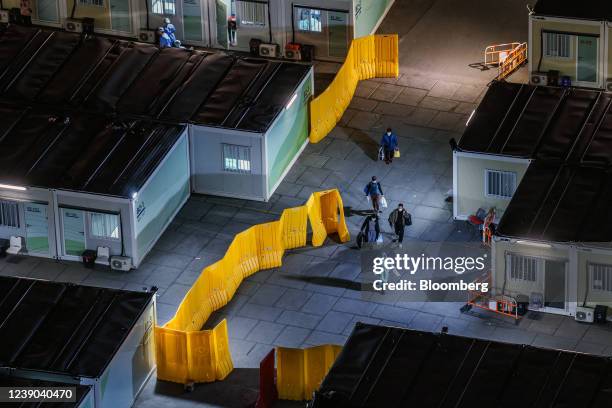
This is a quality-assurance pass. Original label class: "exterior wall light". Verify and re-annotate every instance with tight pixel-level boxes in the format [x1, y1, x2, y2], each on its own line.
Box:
[0, 184, 27, 191]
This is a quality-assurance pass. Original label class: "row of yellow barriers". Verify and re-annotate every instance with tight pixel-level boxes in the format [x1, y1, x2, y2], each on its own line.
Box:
[277, 345, 343, 401]
[309, 34, 399, 143]
[155, 190, 350, 384]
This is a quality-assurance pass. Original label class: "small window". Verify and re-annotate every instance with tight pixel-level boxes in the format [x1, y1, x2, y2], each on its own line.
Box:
[90, 212, 120, 240]
[297, 7, 322, 32]
[485, 169, 516, 199]
[222, 144, 251, 174]
[589, 263, 612, 292]
[508, 254, 538, 282]
[79, 0, 104, 6]
[544, 32, 571, 58]
[236, 0, 266, 26]
[152, 0, 175, 15]
[0, 200, 19, 228]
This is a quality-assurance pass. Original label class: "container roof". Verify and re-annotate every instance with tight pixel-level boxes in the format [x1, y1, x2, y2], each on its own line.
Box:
[534, 0, 612, 21]
[458, 81, 612, 164]
[0, 25, 310, 133]
[0, 276, 154, 379]
[0, 104, 184, 197]
[312, 323, 612, 408]
[497, 162, 612, 242]
[458, 81, 612, 242]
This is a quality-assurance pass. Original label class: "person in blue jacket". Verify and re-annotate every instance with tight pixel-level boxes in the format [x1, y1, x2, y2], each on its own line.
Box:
[381, 127, 398, 164]
[158, 27, 173, 49]
[364, 176, 384, 213]
[163, 18, 177, 45]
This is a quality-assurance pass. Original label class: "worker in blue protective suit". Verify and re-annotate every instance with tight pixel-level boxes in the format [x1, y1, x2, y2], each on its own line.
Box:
[163, 18, 178, 46]
[158, 27, 173, 49]
[380, 127, 399, 164]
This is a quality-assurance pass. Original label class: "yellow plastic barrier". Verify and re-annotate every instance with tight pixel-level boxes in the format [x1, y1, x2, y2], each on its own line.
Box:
[309, 34, 399, 143]
[155, 189, 350, 384]
[276, 345, 343, 401]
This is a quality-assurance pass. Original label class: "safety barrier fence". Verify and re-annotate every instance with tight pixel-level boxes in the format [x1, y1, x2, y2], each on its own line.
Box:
[498, 42, 527, 80]
[309, 34, 399, 144]
[277, 345, 343, 401]
[484, 42, 522, 66]
[155, 189, 350, 384]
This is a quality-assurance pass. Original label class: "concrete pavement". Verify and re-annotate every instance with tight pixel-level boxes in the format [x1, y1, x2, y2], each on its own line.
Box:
[1, 1, 611, 406]
[378, 0, 533, 84]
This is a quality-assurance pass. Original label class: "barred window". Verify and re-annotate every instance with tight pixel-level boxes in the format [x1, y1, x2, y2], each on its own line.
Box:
[79, 0, 104, 7]
[152, 0, 175, 15]
[544, 33, 571, 58]
[237, 0, 266, 26]
[589, 263, 612, 292]
[222, 144, 251, 174]
[0, 200, 19, 228]
[297, 7, 322, 32]
[485, 169, 516, 199]
[508, 254, 538, 282]
[90, 212, 120, 240]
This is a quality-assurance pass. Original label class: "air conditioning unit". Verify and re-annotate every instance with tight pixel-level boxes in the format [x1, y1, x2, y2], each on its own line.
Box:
[530, 71, 548, 86]
[0, 9, 9, 24]
[285, 48, 301, 60]
[575, 306, 594, 323]
[65, 18, 83, 33]
[110, 255, 132, 271]
[605, 79, 612, 92]
[259, 43, 280, 58]
[139, 29, 156, 44]
[285, 43, 302, 61]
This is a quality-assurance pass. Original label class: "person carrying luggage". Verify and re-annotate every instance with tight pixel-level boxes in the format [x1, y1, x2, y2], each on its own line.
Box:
[364, 176, 384, 213]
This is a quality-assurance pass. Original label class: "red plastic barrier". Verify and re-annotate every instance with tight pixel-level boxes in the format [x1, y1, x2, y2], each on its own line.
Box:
[256, 349, 278, 408]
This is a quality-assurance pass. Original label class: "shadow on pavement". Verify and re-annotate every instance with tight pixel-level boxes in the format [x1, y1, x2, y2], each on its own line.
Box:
[285, 275, 362, 291]
[139, 368, 259, 408]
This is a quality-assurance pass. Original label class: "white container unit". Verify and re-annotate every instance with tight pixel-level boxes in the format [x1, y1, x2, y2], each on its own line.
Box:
[0, 276, 157, 408]
[0, 125, 190, 269]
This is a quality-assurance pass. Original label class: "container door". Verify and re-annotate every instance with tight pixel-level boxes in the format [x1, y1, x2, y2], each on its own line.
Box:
[183, 0, 205, 44]
[24, 203, 49, 255]
[35, 0, 59, 23]
[215, 0, 229, 48]
[544, 260, 566, 311]
[62, 208, 85, 257]
[327, 10, 348, 58]
[110, 0, 131, 33]
[577, 36, 598, 84]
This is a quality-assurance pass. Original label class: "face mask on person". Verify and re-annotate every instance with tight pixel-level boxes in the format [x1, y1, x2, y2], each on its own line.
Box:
[387, 132, 391, 136]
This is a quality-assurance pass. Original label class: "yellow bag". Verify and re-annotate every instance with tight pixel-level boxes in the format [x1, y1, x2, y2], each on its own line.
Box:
[394, 149, 400, 158]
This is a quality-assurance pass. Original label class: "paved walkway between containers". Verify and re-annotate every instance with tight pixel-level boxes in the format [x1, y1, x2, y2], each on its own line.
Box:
[2, 75, 612, 407]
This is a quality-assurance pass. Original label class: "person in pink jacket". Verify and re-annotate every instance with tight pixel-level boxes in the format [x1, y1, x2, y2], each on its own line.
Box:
[20, 0, 32, 26]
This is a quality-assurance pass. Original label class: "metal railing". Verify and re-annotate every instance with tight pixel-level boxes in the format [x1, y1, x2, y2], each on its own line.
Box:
[484, 42, 528, 81]
[462, 271, 522, 323]
[484, 42, 522, 66]
[498, 42, 528, 80]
